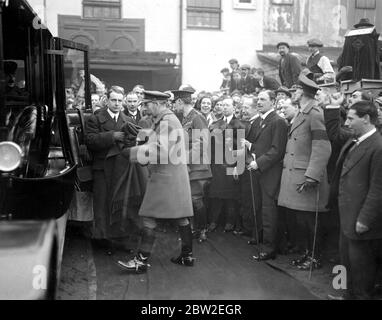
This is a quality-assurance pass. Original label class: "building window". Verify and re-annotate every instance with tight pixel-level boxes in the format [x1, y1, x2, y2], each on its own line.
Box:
[272, 0, 294, 5]
[356, 0, 376, 9]
[187, 0, 222, 30]
[233, 0, 257, 10]
[83, 0, 121, 19]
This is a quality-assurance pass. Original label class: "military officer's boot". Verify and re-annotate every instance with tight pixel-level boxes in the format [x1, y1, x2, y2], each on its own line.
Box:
[171, 224, 195, 267]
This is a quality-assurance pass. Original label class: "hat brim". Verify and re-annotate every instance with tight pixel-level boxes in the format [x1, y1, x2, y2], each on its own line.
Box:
[276, 90, 292, 97]
[354, 22, 374, 28]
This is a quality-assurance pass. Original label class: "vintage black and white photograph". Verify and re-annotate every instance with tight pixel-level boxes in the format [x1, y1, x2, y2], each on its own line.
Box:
[0, 0, 382, 304]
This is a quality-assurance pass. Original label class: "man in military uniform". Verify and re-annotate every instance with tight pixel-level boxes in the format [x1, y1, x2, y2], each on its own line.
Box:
[278, 75, 332, 270]
[306, 39, 335, 84]
[172, 87, 212, 243]
[117, 91, 194, 274]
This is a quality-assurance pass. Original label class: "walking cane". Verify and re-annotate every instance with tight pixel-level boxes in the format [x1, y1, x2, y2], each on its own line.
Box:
[249, 169, 261, 258]
[309, 187, 320, 280]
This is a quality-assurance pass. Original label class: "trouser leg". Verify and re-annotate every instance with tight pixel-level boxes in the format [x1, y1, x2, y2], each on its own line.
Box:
[139, 217, 157, 258]
[339, 231, 353, 297]
[348, 238, 378, 300]
[193, 198, 207, 230]
[92, 170, 109, 239]
[261, 191, 278, 253]
[209, 198, 223, 225]
[225, 200, 238, 227]
[177, 218, 193, 256]
[305, 211, 323, 258]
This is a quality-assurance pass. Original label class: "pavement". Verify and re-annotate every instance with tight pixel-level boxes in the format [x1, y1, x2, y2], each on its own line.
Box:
[58, 222, 319, 300]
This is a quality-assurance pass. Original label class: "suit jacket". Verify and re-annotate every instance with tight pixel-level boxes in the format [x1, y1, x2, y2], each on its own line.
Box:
[242, 76, 257, 94]
[124, 109, 142, 125]
[181, 108, 212, 181]
[334, 132, 382, 240]
[279, 53, 302, 88]
[250, 111, 288, 199]
[209, 116, 246, 199]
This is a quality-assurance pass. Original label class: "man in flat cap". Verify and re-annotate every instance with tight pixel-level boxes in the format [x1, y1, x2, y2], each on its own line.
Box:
[252, 68, 280, 93]
[278, 75, 332, 270]
[306, 39, 335, 85]
[172, 87, 212, 243]
[277, 42, 302, 89]
[117, 90, 195, 273]
[220, 67, 231, 95]
[240, 64, 256, 94]
[229, 58, 240, 73]
[275, 86, 292, 111]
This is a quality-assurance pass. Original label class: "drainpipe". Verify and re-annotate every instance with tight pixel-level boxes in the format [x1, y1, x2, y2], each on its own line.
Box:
[43, 0, 47, 26]
[179, 0, 183, 85]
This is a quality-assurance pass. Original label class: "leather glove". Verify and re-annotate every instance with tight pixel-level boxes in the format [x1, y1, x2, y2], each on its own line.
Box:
[124, 138, 137, 148]
[296, 178, 318, 193]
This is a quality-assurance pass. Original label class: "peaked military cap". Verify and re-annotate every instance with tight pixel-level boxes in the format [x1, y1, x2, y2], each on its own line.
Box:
[298, 74, 320, 95]
[275, 86, 292, 98]
[142, 90, 171, 103]
[172, 85, 196, 101]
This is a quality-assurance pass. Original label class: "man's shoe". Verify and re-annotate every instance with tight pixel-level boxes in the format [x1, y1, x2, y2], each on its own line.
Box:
[233, 229, 244, 236]
[248, 238, 258, 245]
[192, 230, 201, 239]
[291, 250, 310, 266]
[171, 254, 195, 267]
[207, 223, 217, 233]
[224, 224, 234, 233]
[117, 254, 149, 274]
[297, 257, 322, 271]
[198, 230, 207, 243]
[253, 252, 276, 262]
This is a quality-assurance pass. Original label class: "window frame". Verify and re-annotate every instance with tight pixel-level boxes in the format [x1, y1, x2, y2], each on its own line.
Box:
[186, 0, 222, 30]
[82, 0, 122, 19]
[355, 0, 376, 9]
[233, 0, 257, 10]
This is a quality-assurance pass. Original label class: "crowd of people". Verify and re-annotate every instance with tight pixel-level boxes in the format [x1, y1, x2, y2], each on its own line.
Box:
[81, 27, 382, 300]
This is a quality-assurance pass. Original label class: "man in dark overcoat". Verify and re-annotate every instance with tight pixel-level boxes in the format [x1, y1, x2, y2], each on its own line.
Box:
[208, 97, 246, 233]
[277, 42, 302, 88]
[86, 86, 139, 253]
[326, 100, 382, 300]
[172, 87, 212, 242]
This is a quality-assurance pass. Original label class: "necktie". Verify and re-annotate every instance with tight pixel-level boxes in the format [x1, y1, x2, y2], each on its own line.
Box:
[114, 115, 118, 123]
[348, 139, 359, 154]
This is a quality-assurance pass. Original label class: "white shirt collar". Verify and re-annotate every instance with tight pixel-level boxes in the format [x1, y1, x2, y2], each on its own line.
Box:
[107, 108, 119, 121]
[224, 114, 234, 124]
[356, 128, 377, 145]
[128, 110, 138, 116]
[312, 51, 320, 57]
[261, 109, 275, 120]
